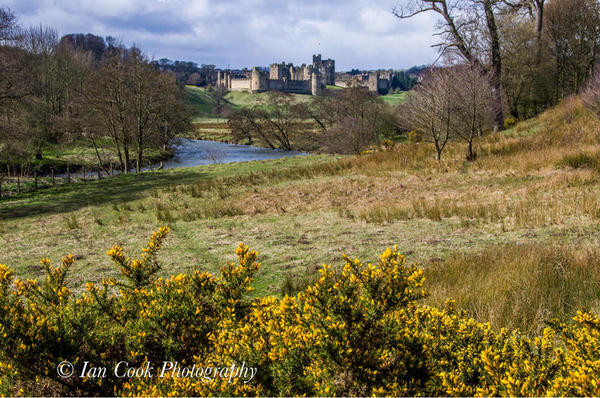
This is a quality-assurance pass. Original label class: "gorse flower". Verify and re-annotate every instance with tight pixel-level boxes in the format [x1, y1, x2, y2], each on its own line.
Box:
[0, 228, 598, 396]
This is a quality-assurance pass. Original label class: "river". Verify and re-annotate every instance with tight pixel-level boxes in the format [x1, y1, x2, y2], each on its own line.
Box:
[53, 139, 308, 178]
[159, 138, 308, 169]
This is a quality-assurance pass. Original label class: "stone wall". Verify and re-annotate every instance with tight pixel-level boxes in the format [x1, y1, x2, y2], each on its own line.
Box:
[230, 79, 251, 90]
[266, 79, 284, 91]
[286, 80, 310, 93]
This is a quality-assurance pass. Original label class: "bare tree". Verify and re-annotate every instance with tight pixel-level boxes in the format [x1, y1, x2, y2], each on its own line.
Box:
[154, 74, 191, 151]
[399, 68, 456, 161]
[582, 69, 600, 121]
[309, 88, 398, 153]
[393, 0, 505, 128]
[18, 26, 94, 160]
[82, 46, 189, 173]
[83, 50, 133, 172]
[452, 64, 494, 160]
[258, 92, 305, 150]
[228, 108, 259, 145]
[0, 7, 19, 44]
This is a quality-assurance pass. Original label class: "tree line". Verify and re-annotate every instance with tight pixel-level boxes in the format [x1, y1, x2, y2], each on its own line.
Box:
[0, 7, 190, 179]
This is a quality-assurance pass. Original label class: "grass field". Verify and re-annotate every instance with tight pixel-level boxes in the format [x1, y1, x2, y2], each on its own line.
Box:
[185, 85, 219, 120]
[185, 85, 312, 122]
[381, 91, 409, 106]
[2, 96, 600, 334]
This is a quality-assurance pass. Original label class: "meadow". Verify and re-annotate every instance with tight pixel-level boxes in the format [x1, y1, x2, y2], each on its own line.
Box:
[1, 95, 599, 335]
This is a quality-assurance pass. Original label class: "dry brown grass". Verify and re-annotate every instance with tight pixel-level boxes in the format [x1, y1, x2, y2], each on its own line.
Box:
[425, 243, 600, 334]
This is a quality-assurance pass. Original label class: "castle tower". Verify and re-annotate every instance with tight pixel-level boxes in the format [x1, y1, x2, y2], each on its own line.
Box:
[217, 71, 222, 88]
[311, 73, 322, 96]
[251, 67, 266, 93]
[368, 71, 380, 93]
[225, 71, 231, 89]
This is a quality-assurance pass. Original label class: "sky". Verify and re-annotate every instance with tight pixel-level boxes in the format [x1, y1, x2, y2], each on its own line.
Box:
[3, 0, 439, 71]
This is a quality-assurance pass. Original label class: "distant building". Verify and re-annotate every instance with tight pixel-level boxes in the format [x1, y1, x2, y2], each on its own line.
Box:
[335, 70, 394, 95]
[215, 54, 334, 96]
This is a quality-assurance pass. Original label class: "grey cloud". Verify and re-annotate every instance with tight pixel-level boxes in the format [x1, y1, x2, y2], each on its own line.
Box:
[5, 0, 437, 70]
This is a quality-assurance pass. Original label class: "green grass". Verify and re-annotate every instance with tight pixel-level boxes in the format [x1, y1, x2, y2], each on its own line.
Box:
[381, 91, 409, 106]
[185, 85, 219, 120]
[185, 85, 313, 121]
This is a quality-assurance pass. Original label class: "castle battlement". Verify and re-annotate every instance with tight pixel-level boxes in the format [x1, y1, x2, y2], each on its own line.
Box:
[216, 54, 334, 96]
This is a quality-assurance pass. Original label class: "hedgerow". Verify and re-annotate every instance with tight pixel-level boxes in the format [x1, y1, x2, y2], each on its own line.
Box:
[0, 227, 599, 396]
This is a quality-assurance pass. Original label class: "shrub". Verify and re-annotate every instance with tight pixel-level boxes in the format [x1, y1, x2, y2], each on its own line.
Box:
[1, 228, 600, 396]
[503, 117, 517, 129]
[408, 129, 423, 142]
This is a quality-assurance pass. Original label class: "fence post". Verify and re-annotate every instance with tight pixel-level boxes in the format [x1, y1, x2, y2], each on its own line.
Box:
[34, 171, 38, 190]
[17, 175, 20, 194]
[67, 165, 71, 183]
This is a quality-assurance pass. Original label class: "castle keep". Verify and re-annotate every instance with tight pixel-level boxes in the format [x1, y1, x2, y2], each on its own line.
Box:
[216, 54, 335, 96]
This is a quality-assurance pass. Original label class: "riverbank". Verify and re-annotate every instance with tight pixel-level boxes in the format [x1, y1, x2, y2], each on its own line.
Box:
[0, 146, 174, 177]
[0, 139, 309, 198]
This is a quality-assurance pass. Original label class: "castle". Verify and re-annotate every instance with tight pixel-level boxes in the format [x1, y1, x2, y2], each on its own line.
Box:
[215, 54, 394, 95]
[216, 54, 335, 95]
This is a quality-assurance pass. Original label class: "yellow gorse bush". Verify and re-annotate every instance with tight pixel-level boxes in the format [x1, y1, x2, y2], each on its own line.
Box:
[0, 227, 599, 396]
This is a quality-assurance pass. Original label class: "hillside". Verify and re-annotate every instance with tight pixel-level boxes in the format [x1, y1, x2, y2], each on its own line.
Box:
[184, 85, 408, 121]
[184, 85, 312, 122]
[1, 96, 599, 335]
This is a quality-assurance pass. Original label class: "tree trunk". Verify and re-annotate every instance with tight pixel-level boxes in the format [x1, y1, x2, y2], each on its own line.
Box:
[535, 2, 544, 58]
[467, 138, 476, 161]
[483, 0, 505, 129]
[137, 143, 143, 174]
[124, 147, 131, 174]
[533, 0, 546, 113]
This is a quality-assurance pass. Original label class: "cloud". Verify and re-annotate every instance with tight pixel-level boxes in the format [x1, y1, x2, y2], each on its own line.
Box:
[4, 0, 438, 70]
